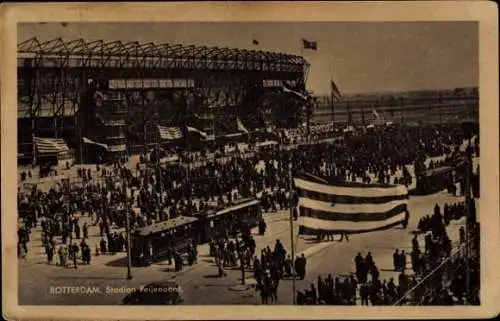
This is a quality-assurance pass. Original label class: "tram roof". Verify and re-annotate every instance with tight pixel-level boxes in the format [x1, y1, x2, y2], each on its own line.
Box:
[18, 37, 306, 66]
[215, 198, 260, 217]
[135, 216, 199, 236]
[187, 197, 260, 218]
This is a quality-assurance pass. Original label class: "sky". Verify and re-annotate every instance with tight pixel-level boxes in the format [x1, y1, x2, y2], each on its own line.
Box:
[18, 22, 478, 96]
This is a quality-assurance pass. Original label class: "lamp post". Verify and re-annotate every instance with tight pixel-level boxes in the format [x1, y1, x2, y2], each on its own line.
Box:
[289, 162, 296, 304]
[122, 181, 133, 280]
[239, 244, 245, 286]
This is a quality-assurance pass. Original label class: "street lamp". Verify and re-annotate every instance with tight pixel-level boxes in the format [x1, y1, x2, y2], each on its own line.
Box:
[123, 181, 133, 280]
[288, 162, 296, 304]
[239, 244, 245, 286]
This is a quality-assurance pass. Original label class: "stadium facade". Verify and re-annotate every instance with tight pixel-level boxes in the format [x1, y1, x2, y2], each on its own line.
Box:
[17, 37, 309, 164]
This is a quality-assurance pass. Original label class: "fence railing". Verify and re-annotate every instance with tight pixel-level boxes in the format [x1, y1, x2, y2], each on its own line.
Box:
[393, 236, 477, 305]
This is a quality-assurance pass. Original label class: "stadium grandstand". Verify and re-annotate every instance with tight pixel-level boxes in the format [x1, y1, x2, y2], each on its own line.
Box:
[17, 37, 310, 165]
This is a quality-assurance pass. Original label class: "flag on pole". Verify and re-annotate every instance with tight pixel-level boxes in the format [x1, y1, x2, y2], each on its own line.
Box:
[293, 173, 409, 235]
[187, 126, 208, 139]
[372, 109, 380, 120]
[302, 38, 318, 51]
[157, 125, 183, 140]
[237, 118, 249, 134]
[283, 83, 309, 101]
[331, 80, 342, 101]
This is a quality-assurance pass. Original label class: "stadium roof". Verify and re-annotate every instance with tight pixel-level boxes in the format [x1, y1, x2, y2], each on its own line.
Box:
[18, 37, 307, 66]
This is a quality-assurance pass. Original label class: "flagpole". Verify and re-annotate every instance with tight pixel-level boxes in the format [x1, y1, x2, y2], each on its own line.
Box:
[288, 162, 296, 304]
[347, 97, 351, 127]
[361, 101, 365, 127]
[299, 44, 308, 142]
[330, 83, 335, 125]
[400, 97, 405, 126]
[156, 113, 163, 221]
[31, 130, 36, 167]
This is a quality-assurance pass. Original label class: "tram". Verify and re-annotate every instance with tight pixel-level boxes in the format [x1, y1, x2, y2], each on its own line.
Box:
[416, 165, 456, 195]
[130, 216, 199, 266]
[130, 197, 262, 266]
[192, 197, 262, 243]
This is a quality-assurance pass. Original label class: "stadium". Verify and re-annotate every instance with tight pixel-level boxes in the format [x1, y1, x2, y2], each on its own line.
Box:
[17, 37, 310, 165]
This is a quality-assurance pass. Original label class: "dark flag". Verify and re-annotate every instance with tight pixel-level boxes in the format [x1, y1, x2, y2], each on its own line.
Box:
[252, 39, 259, 45]
[302, 38, 318, 51]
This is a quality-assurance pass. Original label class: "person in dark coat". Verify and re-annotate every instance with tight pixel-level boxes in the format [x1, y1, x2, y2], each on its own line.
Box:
[74, 221, 81, 239]
[387, 277, 397, 300]
[296, 291, 305, 305]
[258, 218, 267, 235]
[295, 255, 306, 280]
[393, 249, 400, 271]
[365, 252, 374, 272]
[400, 250, 407, 271]
[402, 209, 410, 229]
[174, 251, 183, 272]
[100, 238, 107, 255]
[360, 283, 369, 306]
[371, 263, 380, 281]
[299, 254, 307, 280]
[284, 254, 293, 277]
[83, 222, 89, 239]
[412, 235, 419, 252]
[70, 242, 79, 269]
[307, 283, 317, 304]
[46, 245, 54, 264]
[81, 242, 91, 265]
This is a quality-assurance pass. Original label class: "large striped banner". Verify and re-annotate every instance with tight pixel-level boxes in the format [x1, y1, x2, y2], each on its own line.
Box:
[33, 137, 69, 156]
[294, 175, 409, 234]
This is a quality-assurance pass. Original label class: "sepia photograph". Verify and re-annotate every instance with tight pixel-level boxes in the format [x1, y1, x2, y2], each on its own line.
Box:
[2, 2, 499, 320]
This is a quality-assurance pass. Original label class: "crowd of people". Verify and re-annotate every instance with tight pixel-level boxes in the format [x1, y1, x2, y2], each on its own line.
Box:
[207, 232, 309, 305]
